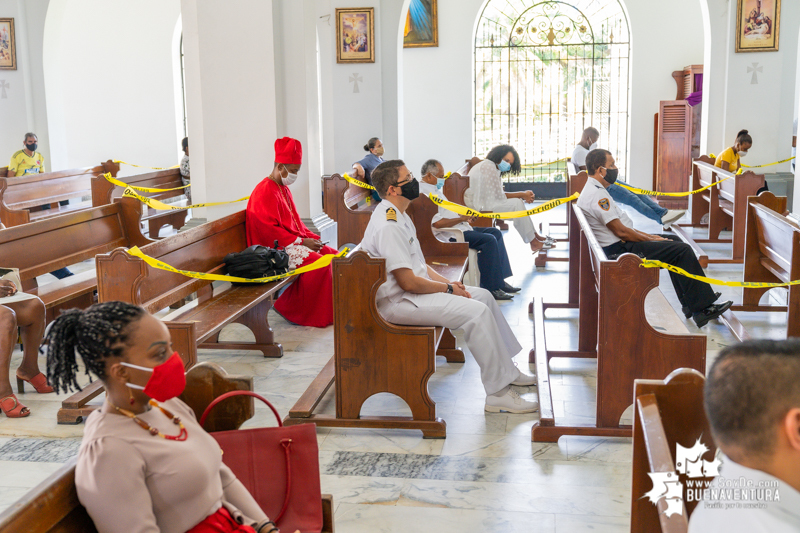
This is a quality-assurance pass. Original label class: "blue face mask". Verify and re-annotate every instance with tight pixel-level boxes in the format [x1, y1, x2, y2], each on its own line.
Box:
[436, 178, 446, 189]
[498, 160, 512, 173]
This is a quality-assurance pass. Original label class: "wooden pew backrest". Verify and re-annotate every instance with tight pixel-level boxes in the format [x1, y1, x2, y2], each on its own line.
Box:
[97, 210, 248, 312]
[631, 368, 716, 532]
[0, 199, 151, 281]
[0, 162, 118, 227]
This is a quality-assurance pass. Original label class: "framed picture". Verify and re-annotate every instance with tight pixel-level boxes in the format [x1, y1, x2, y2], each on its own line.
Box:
[336, 8, 375, 64]
[403, 0, 439, 48]
[736, 0, 780, 53]
[0, 18, 16, 70]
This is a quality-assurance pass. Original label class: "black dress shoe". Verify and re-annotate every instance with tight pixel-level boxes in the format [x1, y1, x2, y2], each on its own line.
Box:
[682, 292, 721, 318]
[502, 281, 522, 293]
[693, 300, 733, 328]
[491, 289, 514, 300]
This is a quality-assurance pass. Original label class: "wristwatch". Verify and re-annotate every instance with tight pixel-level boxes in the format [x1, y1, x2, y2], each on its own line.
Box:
[446, 283, 453, 294]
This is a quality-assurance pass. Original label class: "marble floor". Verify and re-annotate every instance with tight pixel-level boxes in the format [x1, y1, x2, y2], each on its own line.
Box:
[0, 203, 790, 532]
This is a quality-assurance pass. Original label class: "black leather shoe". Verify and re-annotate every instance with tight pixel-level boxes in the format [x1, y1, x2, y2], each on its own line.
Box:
[693, 300, 733, 328]
[491, 289, 514, 300]
[683, 292, 721, 318]
[502, 282, 522, 293]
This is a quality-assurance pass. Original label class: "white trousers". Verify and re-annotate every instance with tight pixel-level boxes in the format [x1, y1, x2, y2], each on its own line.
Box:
[378, 286, 522, 395]
[484, 198, 536, 244]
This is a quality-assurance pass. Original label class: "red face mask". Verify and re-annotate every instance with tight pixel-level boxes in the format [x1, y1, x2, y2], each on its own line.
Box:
[122, 352, 186, 402]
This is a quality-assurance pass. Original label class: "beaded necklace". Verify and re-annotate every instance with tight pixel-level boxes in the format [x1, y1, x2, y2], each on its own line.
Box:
[113, 399, 188, 441]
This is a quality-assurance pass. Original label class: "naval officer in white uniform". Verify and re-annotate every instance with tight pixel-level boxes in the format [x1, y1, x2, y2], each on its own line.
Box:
[360, 159, 538, 413]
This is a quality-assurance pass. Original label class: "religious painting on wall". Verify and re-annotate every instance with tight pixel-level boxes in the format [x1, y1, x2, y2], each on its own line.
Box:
[403, 0, 438, 48]
[736, 0, 780, 53]
[336, 8, 375, 63]
[0, 18, 16, 70]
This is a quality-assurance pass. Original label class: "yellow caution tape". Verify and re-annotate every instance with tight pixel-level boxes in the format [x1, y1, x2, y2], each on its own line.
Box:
[113, 160, 180, 171]
[427, 192, 580, 219]
[740, 156, 795, 170]
[122, 187, 248, 210]
[617, 177, 733, 197]
[105, 173, 190, 193]
[521, 157, 569, 169]
[444, 172, 452, 179]
[126, 246, 348, 284]
[641, 259, 800, 288]
[342, 173, 376, 190]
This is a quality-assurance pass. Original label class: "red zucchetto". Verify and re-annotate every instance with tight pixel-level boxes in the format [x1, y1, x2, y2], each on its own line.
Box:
[274, 137, 303, 165]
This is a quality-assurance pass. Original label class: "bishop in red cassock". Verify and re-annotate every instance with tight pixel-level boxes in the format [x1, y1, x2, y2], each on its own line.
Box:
[246, 137, 338, 327]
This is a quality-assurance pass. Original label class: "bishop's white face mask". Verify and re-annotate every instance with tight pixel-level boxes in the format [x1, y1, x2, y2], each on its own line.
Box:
[281, 166, 298, 186]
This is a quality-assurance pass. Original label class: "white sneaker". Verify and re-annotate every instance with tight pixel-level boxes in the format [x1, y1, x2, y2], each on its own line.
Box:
[485, 389, 539, 414]
[660, 210, 686, 228]
[511, 370, 537, 386]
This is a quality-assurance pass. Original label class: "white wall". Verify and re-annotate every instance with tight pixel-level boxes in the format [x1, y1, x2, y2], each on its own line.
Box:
[401, 0, 705, 188]
[0, 0, 50, 168]
[180, 0, 278, 220]
[43, 0, 181, 172]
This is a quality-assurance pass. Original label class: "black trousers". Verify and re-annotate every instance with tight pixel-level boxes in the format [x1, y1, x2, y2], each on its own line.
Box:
[450, 227, 513, 291]
[602, 235, 717, 313]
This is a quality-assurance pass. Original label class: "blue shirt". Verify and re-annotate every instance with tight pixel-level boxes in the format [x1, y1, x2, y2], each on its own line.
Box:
[355, 153, 384, 185]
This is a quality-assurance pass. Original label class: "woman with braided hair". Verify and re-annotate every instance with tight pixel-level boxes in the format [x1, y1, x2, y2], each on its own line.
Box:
[46, 302, 279, 533]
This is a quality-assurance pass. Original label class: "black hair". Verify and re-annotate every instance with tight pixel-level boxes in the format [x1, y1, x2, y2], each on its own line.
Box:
[372, 160, 406, 198]
[181, 137, 188, 151]
[420, 159, 441, 177]
[364, 137, 381, 152]
[736, 129, 753, 146]
[485, 145, 522, 176]
[586, 148, 611, 175]
[45, 302, 146, 394]
[705, 339, 800, 459]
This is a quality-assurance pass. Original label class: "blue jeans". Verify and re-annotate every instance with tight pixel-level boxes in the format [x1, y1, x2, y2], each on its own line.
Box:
[607, 182, 668, 224]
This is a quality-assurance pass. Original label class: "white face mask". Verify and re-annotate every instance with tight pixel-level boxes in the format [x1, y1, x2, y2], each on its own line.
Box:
[590, 142, 598, 150]
[738, 151, 748, 157]
[281, 166, 298, 186]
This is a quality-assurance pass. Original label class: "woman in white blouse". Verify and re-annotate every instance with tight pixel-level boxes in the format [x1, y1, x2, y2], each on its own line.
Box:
[465, 145, 554, 254]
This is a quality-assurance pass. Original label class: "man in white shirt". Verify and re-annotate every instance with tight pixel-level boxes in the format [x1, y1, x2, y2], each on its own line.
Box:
[689, 340, 800, 532]
[418, 159, 518, 301]
[576, 148, 731, 328]
[572, 127, 685, 227]
[360, 160, 538, 414]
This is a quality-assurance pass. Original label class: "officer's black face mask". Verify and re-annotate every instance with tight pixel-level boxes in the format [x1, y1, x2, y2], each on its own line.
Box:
[396, 178, 419, 201]
[602, 167, 619, 185]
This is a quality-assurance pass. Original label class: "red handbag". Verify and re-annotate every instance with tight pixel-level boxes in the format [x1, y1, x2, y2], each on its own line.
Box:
[200, 391, 323, 533]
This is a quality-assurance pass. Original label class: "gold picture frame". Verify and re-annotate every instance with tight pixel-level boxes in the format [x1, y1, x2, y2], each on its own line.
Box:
[736, 0, 780, 53]
[404, 0, 439, 48]
[336, 8, 375, 64]
[0, 18, 16, 70]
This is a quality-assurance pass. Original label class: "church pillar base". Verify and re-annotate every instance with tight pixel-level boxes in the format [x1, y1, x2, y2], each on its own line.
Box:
[303, 214, 338, 249]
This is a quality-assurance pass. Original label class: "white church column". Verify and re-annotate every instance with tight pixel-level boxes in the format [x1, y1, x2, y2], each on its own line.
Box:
[180, 0, 278, 222]
[273, 0, 337, 245]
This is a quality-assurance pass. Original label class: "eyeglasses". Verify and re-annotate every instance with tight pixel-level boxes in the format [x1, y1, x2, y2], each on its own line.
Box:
[393, 173, 414, 187]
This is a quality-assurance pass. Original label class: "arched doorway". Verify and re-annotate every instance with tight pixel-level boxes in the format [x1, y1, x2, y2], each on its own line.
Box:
[475, 0, 630, 193]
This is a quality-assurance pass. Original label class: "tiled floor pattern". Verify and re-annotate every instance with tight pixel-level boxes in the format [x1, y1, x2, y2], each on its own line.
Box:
[0, 204, 789, 532]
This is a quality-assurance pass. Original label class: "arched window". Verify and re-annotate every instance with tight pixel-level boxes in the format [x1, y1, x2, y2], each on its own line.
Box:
[475, 0, 630, 189]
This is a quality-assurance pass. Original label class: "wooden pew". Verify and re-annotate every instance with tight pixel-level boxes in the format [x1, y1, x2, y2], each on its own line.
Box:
[284, 234, 469, 438]
[726, 192, 798, 339]
[0, 362, 335, 533]
[0, 197, 154, 323]
[529, 205, 707, 442]
[91, 169, 188, 237]
[631, 368, 717, 532]
[671, 156, 769, 265]
[528, 170, 588, 314]
[64, 210, 291, 425]
[0, 161, 120, 227]
[322, 173, 375, 245]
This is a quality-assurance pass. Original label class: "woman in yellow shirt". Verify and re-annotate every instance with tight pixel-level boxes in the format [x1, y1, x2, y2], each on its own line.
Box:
[714, 129, 752, 173]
